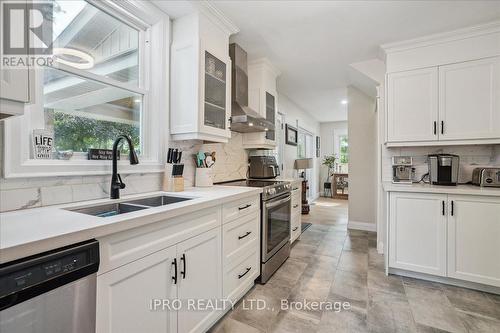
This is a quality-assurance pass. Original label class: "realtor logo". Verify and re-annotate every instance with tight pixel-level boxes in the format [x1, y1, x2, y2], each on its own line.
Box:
[2, 1, 53, 55]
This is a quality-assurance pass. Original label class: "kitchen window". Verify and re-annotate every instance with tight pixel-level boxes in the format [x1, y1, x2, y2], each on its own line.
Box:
[3, 0, 168, 177]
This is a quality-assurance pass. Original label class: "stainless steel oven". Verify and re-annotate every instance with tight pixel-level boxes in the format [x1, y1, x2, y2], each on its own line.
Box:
[261, 192, 291, 283]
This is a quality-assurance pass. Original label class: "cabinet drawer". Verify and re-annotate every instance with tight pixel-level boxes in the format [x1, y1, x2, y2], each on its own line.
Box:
[98, 206, 221, 274]
[223, 211, 259, 263]
[291, 195, 301, 212]
[224, 246, 259, 300]
[223, 195, 260, 223]
[291, 214, 301, 242]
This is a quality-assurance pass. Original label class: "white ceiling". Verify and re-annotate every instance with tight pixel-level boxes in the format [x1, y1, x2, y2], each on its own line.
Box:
[208, 0, 500, 122]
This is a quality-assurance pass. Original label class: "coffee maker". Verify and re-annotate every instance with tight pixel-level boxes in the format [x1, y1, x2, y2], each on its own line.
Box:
[428, 154, 459, 186]
[392, 156, 414, 184]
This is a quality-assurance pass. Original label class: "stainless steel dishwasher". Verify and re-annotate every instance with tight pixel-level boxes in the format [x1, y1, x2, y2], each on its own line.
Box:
[0, 240, 99, 333]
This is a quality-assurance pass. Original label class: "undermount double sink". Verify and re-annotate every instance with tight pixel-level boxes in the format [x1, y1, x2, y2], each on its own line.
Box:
[68, 195, 193, 218]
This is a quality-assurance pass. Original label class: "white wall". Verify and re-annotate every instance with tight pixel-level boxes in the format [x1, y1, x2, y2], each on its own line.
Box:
[347, 86, 377, 230]
[319, 121, 348, 194]
[278, 93, 321, 200]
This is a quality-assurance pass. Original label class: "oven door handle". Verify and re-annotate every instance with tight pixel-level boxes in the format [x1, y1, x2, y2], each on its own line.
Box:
[265, 194, 291, 209]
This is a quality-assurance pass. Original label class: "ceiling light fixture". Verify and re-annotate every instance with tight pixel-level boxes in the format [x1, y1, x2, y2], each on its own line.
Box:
[134, 98, 141, 103]
[341, 99, 348, 105]
[248, 122, 254, 126]
[53, 48, 94, 70]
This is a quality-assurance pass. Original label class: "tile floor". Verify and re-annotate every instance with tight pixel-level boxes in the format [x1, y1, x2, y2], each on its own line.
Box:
[211, 198, 500, 333]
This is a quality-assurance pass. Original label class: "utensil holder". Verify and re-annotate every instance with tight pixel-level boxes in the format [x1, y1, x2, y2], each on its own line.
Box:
[195, 168, 213, 187]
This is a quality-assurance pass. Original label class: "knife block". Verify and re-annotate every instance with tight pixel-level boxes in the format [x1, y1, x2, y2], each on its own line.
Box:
[162, 164, 184, 192]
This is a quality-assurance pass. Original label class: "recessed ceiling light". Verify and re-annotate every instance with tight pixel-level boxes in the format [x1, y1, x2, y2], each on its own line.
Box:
[52, 48, 94, 69]
[264, 128, 269, 131]
[341, 100, 348, 105]
[249, 122, 254, 126]
[134, 98, 141, 103]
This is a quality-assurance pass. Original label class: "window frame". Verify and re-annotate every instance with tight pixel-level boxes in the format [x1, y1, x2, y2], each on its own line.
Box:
[3, 0, 169, 178]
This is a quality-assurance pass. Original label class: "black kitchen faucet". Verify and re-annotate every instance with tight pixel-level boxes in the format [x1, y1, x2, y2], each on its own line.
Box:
[110, 135, 139, 199]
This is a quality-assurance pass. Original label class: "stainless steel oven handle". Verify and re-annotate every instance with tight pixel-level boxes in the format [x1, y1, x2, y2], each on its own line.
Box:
[265, 194, 291, 209]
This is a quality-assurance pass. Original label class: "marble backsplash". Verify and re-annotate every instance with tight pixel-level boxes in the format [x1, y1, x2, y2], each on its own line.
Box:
[382, 144, 500, 183]
[0, 133, 249, 212]
[0, 173, 163, 212]
[169, 132, 249, 187]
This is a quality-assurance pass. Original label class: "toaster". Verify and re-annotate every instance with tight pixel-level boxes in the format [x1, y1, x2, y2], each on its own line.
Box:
[472, 168, 500, 187]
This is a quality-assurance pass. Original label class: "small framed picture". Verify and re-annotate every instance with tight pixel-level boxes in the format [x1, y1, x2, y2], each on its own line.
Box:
[285, 124, 297, 146]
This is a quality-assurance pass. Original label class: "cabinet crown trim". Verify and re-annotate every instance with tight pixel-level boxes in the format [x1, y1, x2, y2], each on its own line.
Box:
[381, 20, 500, 54]
[248, 58, 282, 77]
[193, 1, 240, 35]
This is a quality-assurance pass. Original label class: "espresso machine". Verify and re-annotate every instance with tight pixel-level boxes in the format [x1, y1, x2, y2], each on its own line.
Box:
[392, 156, 414, 184]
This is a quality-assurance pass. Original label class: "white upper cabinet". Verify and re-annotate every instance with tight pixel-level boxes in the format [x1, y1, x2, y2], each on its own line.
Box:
[387, 68, 438, 142]
[171, 12, 238, 143]
[244, 58, 280, 149]
[447, 195, 500, 287]
[439, 56, 500, 141]
[383, 23, 500, 146]
[389, 192, 447, 276]
[0, 1, 30, 118]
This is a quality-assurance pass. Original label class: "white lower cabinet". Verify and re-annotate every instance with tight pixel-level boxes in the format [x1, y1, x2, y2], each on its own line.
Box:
[96, 195, 260, 333]
[389, 192, 500, 288]
[97, 229, 221, 333]
[290, 187, 301, 243]
[389, 192, 447, 276]
[177, 228, 222, 333]
[447, 195, 500, 287]
[96, 246, 178, 333]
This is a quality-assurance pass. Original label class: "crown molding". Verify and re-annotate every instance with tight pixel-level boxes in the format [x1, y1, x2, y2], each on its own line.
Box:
[248, 57, 281, 77]
[381, 20, 500, 54]
[191, 0, 240, 36]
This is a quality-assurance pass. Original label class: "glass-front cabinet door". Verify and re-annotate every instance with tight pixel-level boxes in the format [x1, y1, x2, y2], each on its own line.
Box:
[265, 92, 276, 141]
[203, 51, 228, 131]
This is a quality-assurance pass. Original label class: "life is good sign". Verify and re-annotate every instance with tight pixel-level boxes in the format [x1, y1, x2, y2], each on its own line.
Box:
[32, 129, 53, 159]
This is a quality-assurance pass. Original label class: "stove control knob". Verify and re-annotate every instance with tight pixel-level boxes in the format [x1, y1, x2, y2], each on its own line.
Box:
[268, 188, 276, 196]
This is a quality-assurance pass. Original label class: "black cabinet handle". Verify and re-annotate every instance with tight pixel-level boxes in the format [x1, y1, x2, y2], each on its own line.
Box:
[293, 204, 299, 209]
[238, 231, 252, 240]
[451, 201, 454, 216]
[441, 121, 444, 135]
[238, 204, 251, 211]
[292, 226, 299, 231]
[180, 253, 186, 279]
[434, 121, 437, 135]
[238, 267, 251, 279]
[172, 258, 178, 284]
[442, 201, 445, 216]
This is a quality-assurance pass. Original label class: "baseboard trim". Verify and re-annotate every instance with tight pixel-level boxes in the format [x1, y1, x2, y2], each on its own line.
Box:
[347, 220, 376, 232]
[389, 268, 500, 295]
[377, 241, 384, 254]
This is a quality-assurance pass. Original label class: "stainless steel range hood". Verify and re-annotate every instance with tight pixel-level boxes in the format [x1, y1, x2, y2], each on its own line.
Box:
[229, 43, 274, 133]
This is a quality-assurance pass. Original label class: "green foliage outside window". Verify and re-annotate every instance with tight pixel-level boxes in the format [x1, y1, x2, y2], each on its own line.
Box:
[52, 112, 140, 153]
[339, 135, 349, 164]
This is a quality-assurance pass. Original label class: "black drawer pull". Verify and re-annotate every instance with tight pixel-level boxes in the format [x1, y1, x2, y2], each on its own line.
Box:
[238, 204, 251, 211]
[451, 201, 454, 216]
[442, 201, 445, 216]
[172, 258, 178, 284]
[180, 253, 186, 279]
[238, 267, 251, 279]
[293, 204, 299, 209]
[238, 231, 252, 240]
[292, 226, 298, 231]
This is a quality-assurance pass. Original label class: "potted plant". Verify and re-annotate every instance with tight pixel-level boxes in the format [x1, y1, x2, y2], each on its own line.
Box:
[322, 154, 337, 181]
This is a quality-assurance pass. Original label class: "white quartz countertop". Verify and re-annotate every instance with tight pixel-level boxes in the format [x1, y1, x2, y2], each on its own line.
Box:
[0, 186, 261, 264]
[383, 182, 500, 197]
